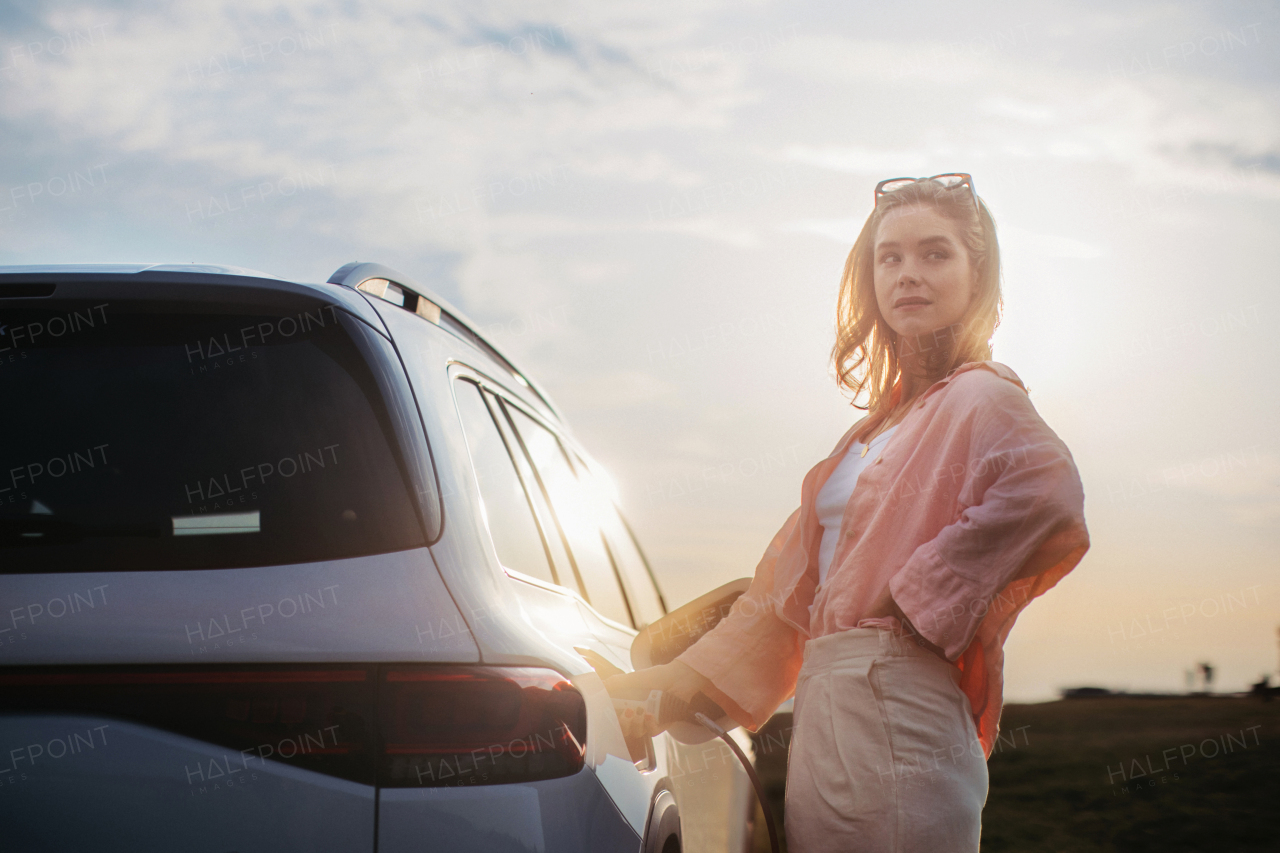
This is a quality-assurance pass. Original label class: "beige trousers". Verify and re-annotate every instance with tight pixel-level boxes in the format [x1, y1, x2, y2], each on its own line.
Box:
[785, 628, 989, 852]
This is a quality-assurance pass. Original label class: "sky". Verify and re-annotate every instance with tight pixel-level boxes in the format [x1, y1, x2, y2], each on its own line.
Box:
[1, 0, 1277, 701]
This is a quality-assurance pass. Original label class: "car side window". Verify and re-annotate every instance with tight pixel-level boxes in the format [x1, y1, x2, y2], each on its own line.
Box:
[452, 379, 558, 586]
[482, 389, 579, 597]
[594, 501, 666, 627]
[501, 402, 634, 628]
[566, 453, 666, 627]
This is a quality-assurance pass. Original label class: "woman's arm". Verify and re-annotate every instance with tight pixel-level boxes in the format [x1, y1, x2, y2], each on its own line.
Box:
[605, 419, 869, 732]
[888, 375, 1089, 660]
[604, 505, 808, 733]
[864, 583, 949, 659]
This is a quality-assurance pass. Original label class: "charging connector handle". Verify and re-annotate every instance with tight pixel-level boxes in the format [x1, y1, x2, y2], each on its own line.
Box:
[611, 690, 782, 853]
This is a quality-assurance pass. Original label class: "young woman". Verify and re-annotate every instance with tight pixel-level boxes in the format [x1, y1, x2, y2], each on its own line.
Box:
[606, 174, 1090, 852]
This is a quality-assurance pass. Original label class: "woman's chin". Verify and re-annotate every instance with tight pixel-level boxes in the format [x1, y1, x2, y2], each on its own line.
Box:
[893, 316, 967, 342]
[890, 321, 932, 340]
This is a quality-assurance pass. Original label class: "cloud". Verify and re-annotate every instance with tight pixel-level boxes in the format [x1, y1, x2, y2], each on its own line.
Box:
[783, 145, 936, 176]
[1000, 225, 1105, 259]
[979, 96, 1055, 125]
[1149, 448, 1280, 526]
[777, 216, 860, 243]
[558, 368, 676, 409]
[769, 29, 1280, 203]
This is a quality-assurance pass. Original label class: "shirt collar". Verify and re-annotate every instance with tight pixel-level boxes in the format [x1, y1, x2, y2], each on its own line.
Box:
[830, 361, 1027, 460]
[922, 360, 1027, 401]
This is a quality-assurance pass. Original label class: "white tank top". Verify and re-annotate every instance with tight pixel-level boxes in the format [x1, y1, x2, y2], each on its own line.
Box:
[814, 425, 897, 591]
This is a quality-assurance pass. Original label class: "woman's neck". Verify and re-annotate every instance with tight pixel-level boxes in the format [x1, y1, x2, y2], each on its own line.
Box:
[859, 327, 970, 441]
[870, 332, 950, 434]
[897, 323, 963, 398]
[897, 370, 928, 405]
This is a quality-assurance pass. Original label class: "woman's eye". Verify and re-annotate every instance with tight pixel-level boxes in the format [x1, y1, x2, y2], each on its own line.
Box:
[925, 250, 948, 260]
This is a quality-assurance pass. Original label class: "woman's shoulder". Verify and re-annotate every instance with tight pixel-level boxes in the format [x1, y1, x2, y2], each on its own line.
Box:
[940, 361, 1030, 405]
[937, 361, 1064, 444]
[931, 360, 1052, 434]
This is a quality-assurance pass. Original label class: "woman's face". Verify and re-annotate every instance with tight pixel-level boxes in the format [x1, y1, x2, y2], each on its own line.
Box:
[872, 204, 977, 340]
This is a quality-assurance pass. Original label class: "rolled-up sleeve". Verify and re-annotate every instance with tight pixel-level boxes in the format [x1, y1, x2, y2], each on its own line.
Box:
[674, 507, 808, 730]
[889, 379, 1088, 660]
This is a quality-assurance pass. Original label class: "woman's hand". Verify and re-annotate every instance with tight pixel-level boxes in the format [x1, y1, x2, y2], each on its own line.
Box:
[866, 585, 949, 661]
[901, 616, 948, 660]
[604, 661, 711, 739]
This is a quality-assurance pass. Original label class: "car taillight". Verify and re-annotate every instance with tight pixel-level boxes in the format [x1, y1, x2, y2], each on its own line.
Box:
[0, 664, 586, 788]
[380, 666, 586, 787]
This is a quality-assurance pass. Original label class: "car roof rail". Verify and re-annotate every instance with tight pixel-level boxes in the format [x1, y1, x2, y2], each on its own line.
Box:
[327, 262, 562, 421]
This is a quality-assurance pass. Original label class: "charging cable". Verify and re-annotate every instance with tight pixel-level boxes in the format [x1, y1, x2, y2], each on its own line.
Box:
[613, 691, 781, 853]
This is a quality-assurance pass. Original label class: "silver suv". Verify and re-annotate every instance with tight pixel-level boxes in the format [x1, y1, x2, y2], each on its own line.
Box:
[0, 263, 755, 853]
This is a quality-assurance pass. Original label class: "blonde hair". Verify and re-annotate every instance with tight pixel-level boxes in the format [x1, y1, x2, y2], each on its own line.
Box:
[831, 179, 1003, 440]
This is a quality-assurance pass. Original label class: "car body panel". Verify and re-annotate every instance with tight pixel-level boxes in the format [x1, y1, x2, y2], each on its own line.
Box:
[377, 766, 640, 853]
[367, 303, 676, 841]
[372, 301, 586, 670]
[576, 589, 754, 853]
[0, 715, 375, 852]
[0, 549, 479, 664]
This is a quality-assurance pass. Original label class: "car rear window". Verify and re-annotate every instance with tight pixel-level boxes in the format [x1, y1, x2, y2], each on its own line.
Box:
[0, 295, 435, 572]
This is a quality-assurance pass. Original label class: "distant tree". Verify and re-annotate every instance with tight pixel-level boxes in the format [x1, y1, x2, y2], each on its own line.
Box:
[1197, 661, 1215, 692]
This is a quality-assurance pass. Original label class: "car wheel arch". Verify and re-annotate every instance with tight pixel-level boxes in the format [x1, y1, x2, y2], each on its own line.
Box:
[644, 786, 681, 853]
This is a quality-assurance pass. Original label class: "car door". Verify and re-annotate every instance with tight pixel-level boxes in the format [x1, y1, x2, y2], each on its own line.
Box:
[470, 386, 632, 677]
[497, 399, 753, 853]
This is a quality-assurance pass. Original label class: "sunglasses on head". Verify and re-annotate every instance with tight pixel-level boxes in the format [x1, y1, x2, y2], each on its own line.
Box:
[874, 173, 977, 208]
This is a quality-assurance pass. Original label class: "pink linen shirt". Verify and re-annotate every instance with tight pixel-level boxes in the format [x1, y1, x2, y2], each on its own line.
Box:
[675, 361, 1090, 758]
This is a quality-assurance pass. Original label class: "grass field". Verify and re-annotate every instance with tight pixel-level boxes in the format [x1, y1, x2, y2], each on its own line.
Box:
[747, 696, 1280, 852]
